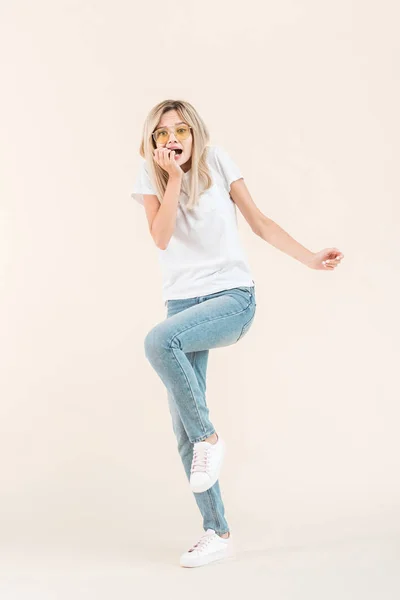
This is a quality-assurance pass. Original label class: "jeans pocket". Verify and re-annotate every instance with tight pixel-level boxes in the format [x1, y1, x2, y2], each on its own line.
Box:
[231, 286, 255, 310]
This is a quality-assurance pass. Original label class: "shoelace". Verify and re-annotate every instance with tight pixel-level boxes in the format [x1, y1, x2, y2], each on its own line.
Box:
[188, 532, 214, 553]
[190, 447, 211, 473]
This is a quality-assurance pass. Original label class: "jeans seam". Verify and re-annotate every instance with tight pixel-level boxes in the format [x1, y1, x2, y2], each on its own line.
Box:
[170, 347, 208, 443]
[188, 352, 215, 444]
[188, 352, 205, 442]
[206, 488, 222, 532]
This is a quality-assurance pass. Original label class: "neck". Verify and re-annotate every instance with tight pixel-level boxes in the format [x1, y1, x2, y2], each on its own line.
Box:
[181, 157, 192, 173]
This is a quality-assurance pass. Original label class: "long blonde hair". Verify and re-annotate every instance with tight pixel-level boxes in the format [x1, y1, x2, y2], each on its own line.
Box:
[138, 99, 213, 210]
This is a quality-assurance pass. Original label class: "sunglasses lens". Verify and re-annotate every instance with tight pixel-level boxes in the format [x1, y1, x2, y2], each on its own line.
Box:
[154, 130, 168, 142]
[175, 126, 190, 140]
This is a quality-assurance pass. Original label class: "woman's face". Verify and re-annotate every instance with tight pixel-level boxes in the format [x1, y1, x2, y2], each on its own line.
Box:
[154, 109, 193, 172]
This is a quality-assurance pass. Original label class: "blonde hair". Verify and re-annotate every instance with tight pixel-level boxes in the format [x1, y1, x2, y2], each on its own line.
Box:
[138, 99, 213, 210]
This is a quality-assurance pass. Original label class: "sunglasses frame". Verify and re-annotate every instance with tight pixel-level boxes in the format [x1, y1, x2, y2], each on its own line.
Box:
[152, 124, 192, 144]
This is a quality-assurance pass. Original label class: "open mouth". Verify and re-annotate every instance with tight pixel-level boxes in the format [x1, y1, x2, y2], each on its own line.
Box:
[170, 148, 183, 155]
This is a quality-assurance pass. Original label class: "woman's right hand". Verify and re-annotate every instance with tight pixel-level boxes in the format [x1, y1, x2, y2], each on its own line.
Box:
[153, 148, 184, 178]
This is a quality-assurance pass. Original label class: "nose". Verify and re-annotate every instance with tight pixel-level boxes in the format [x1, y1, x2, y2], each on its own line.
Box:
[167, 130, 178, 144]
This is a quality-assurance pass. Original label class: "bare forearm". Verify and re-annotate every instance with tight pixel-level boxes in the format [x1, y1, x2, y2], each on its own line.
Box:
[256, 218, 314, 265]
[151, 174, 183, 249]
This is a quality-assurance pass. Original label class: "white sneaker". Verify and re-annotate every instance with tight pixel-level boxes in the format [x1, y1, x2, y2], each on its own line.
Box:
[180, 528, 235, 568]
[190, 434, 226, 493]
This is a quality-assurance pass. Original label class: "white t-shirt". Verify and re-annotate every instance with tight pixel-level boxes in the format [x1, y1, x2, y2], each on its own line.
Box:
[131, 144, 255, 304]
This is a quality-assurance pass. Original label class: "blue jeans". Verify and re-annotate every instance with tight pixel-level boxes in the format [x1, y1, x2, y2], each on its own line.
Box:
[144, 284, 257, 536]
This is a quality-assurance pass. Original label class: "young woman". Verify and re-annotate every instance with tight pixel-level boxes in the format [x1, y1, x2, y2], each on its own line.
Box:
[131, 99, 344, 568]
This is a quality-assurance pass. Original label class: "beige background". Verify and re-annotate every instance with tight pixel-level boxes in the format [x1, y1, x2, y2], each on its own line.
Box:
[1, 0, 399, 595]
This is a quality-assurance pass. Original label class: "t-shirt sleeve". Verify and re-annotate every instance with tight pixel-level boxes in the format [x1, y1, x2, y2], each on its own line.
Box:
[130, 160, 158, 206]
[213, 145, 244, 192]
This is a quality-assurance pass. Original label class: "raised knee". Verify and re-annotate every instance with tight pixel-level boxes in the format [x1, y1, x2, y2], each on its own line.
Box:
[144, 325, 168, 360]
[144, 327, 157, 359]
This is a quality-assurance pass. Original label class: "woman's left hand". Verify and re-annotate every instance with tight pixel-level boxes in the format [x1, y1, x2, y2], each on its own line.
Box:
[306, 248, 344, 270]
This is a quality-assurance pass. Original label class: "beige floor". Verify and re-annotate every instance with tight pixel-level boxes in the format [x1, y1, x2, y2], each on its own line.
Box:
[0, 534, 399, 599]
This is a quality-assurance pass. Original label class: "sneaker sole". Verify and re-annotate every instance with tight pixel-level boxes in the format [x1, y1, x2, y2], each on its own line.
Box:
[180, 547, 235, 568]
